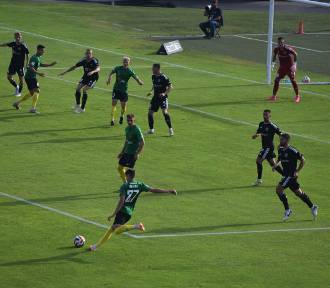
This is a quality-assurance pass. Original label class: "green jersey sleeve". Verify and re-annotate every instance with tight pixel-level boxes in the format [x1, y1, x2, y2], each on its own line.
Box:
[111, 66, 118, 74]
[119, 184, 126, 196]
[130, 68, 137, 80]
[140, 182, 151, 192]
[135, 126, 144, 141]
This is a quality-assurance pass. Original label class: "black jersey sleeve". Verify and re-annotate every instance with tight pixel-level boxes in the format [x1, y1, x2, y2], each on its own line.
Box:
[7, 42, 15, 47]
[163, 74, 171, 86]
[23, 43, 29, 55]
[293, 148, 303, 160]
[256, 122, 262, 134]
[92, 58, 99, 67]
[75, 58, 85, 67]
[272, 123, 282, 135]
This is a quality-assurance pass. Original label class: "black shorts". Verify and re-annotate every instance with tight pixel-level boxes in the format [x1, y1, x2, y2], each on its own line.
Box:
[25, 78, 39, 91]
[279, 176, 300, 191]
[149, 95, 168, 112]
[79, 76, 98, 88]
[119, 153, 136, 169]
[113, 211, 131, 225]
[258, 148, 276, 160]
[8, 63, 24, 77]
[112, 89, 128, 102]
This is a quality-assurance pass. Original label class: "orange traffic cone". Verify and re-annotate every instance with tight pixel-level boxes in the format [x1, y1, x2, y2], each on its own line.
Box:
[297, 20, 304, 35]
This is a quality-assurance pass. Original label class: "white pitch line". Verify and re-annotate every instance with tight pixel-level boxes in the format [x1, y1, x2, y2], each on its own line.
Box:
[0, 25, 329, 99]
[46, 75, 330, 145]
[1, 192, 329, 240]
[0, 191, 139, 239]
[136, 227, 330, 239]
[234, 34, 330, 53]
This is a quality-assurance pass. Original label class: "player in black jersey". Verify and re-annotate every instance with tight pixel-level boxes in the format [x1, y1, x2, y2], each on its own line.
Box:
[147, 64, 174, 136]
[272, 133, 318, 221]
[252, 110, 283, 186]
[0, 32, 29, 96]
[59, 49, 100, 113]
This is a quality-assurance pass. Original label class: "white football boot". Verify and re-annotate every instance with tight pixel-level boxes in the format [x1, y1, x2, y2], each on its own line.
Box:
[283, 208, 292, 221]
[311, 205, 318, 220]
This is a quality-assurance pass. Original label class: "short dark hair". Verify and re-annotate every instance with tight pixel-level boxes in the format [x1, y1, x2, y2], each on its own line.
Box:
[125, 169, 135, 178]
[278, 37, 284, 42]
[127, 113, 135, 119]
[153, 63, 161, 69]
[37, 44, 45, 50]
[281, 133, 290, 141]
[264, 109, 271, 113]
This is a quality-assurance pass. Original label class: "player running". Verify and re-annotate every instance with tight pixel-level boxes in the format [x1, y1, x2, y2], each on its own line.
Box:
[13, 45, 57, 114]
[252, 109, 283, 186]
[89, 169, 177, 251]
[0, 32, 29, 96]
[272, 133, 318, 221]
[269, 37, 301, 103]
[106, 57, 143, 126]
[147, 63, 174, 136]
[59, 49, 100, 113]
[117, 114, 145, 182]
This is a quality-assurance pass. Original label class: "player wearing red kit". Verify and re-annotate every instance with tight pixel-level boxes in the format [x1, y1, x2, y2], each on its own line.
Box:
[269, 37, 301, 103]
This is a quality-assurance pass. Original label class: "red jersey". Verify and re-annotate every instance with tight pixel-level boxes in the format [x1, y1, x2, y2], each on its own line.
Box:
[274, 45, 296, 67]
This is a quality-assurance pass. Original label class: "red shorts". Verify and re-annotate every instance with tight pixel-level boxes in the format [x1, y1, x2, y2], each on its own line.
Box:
[277, 64, 296, 80]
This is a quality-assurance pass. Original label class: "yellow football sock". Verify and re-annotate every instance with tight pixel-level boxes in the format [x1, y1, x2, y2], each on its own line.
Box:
[32, 92, 39, 109]
[111, 105, 116, 121]
[19, 92, 32, 103]
[121, 105, 127, 117]
[117, 165, 126, 182]
[114, 224, 136, 235]
[95, 226, 115, 248]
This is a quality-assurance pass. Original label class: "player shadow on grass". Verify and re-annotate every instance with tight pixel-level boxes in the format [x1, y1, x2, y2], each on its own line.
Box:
[0, 125, 108, 137]
[0, 250, 90, 267]
[0, 192, 114, 207]
[148, 219, 313, 234]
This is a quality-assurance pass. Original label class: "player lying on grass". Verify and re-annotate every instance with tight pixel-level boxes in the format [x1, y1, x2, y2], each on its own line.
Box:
[117, 113, 145, 182]
[0, 32, 29, 97]
[270, 37, 301, 103]
[107, 56, 144, 126]
[59, 49, 100, 113]
[13, 44, 57, 114]
[89, 169, 177, 251]
[252, 109, 283, 186]
[147, 63, 174, 136]
[272, 133, 318, 221]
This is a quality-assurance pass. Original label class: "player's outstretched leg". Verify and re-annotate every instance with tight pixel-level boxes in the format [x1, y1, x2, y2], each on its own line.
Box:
[276, 184, 291, 221]
[115, 223, 145, 234]
[89, 226, 115, 251]
[293, 188, 317, 219]
[119, 102, 127, 125]
[162, 109, 173, 136]
[13, 91, 33, 110]
[147, 110, 155, 134]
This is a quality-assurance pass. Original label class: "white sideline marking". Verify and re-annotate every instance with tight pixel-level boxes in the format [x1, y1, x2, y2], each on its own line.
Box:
[137, 227, 330, 239]
[1, 192, 329, 239]
[0, 25, 329, 99]
[0, 191, 138, 239]
[45, 75, 330, 145]
[233, 35, 330, 53]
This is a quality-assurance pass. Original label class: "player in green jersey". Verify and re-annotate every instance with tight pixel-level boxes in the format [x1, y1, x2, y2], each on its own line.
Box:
[13, 44, 56, 113]
[89, 169, 177, 251]
[117, 113, 145, 182]
[106, 56, 144, 126]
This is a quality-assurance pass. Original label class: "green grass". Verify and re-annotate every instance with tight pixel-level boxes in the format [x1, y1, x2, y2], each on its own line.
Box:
[0, 1, 330, 287]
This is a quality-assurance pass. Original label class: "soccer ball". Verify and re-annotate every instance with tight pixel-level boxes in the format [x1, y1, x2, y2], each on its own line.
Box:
[73, 235, 86, 248]
[302, 75, 311, 83]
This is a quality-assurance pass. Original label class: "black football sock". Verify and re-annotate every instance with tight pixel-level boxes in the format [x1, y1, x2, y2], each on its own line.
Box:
[9, 78, 17, 88]
[278, 192, 289, 210]
[275, 166, 284, 176]
[164, 113, 172, 129]
[297, 192, 313, 208]
[148, 113, 154, 129]
[75, 91, 81, 105]
[257, 162, 263, 179]
[81, 93, 88, 110]
[19, 84, 23, 93]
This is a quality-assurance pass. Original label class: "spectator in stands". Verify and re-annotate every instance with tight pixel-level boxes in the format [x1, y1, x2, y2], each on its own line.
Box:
[199, 0, 223, 39]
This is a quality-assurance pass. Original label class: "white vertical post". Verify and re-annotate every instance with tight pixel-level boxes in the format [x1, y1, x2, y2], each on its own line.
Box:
[266, 0, 275, 84]
[111, 0, 115, 7]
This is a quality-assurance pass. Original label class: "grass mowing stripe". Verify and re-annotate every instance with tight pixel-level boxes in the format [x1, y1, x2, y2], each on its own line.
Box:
[46, 75, 330, 145]
[0, 25, 329, 99]
[1, 192, 329, 240]
[0, 191, 138, 239]
[136, 227, 330, 239]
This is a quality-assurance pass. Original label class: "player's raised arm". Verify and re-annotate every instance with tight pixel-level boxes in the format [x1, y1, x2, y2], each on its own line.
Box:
[0, 42, 9, 47]
[149, 187, 177, 195]
[58, 64, 76, 76]
[40, 61, 57, 68]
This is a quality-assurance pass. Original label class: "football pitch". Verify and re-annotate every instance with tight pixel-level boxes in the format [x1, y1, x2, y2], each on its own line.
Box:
[0, 1, 330, 287]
